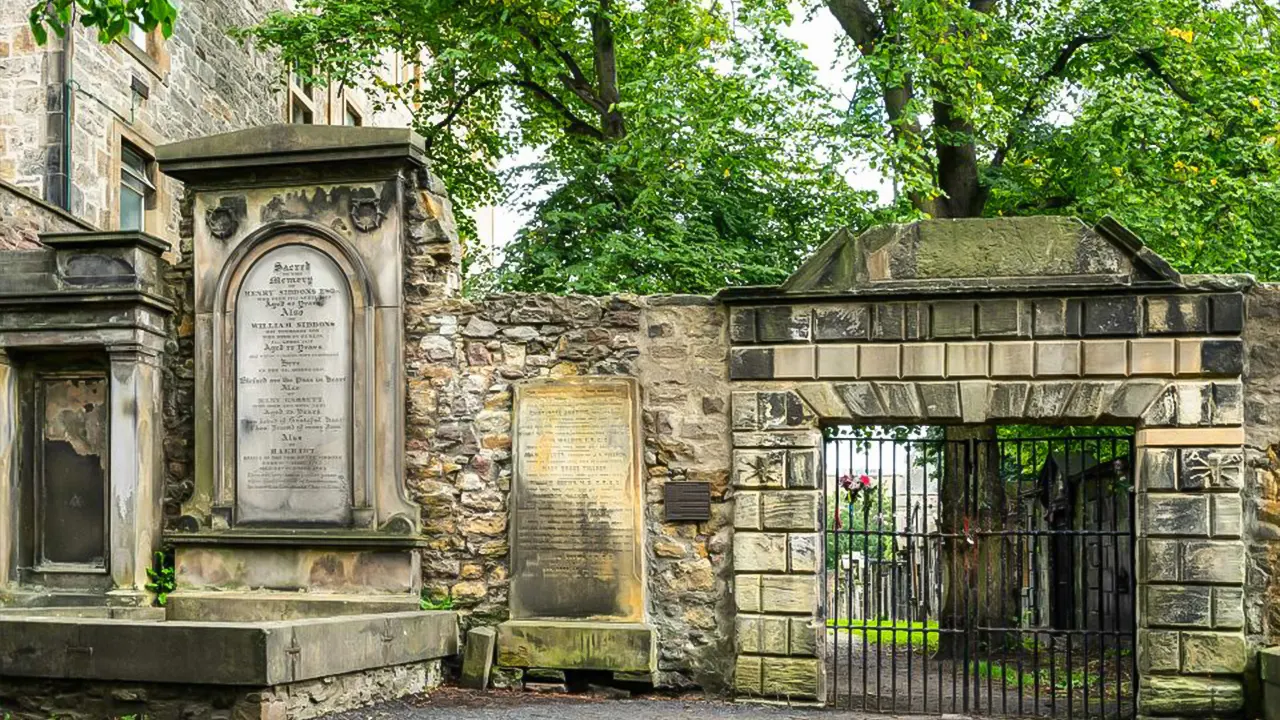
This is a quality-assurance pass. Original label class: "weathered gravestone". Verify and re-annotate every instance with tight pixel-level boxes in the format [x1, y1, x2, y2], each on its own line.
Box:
[497, 378, 656, 674]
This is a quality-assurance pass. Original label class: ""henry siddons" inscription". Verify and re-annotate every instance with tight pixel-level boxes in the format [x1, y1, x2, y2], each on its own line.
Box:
[235, 244, 353, 525]
[510, 379, 644, 621]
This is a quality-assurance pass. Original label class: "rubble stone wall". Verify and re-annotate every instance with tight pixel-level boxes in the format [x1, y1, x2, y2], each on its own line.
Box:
[402, 291, 735, 690]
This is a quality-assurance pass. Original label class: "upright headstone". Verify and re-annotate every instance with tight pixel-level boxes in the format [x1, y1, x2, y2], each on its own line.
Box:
[498, 377, 656, 674]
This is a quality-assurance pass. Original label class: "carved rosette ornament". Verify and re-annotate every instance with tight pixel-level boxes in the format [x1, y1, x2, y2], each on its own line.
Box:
[206, 205, 239, 239]
[349, 197, 385, 233]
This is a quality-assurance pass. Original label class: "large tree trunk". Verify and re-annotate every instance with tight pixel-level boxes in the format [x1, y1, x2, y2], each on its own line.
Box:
[938, 425, 1019, 658]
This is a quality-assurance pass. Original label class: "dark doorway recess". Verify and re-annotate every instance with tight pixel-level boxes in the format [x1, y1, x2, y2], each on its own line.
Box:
[822, 426, 1136, 719]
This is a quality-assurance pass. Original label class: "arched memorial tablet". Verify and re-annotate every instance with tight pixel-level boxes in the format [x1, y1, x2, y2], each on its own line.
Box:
[234, 244, 353, 525]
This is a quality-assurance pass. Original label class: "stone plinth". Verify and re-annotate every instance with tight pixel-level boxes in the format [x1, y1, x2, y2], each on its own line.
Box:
[497, 620, 655, 674]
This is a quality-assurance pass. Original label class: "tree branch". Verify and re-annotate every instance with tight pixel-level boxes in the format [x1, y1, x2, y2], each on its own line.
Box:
[426, 80, 504, 149]
[991, 32, 1113, 169]
[1135, 48, 1197, 104]
[826, 0, 883, 54]
[426, 76, 605, 145]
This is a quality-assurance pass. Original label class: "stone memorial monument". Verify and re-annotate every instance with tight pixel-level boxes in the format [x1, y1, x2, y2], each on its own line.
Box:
[159, 126, 428, 619]
[497, 378, 656, 675]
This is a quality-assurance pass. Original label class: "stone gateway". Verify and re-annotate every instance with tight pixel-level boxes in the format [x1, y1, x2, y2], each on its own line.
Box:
[234, 243, 353, 525]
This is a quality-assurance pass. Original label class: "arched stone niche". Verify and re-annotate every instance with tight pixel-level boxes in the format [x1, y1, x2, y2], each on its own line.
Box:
[214, 230, 372, 527]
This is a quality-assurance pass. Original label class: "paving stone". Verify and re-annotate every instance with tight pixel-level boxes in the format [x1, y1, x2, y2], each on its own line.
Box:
[1147, 295, 1208, 334]
[812, 304, 869, 341]
[1083, 296, 1140, 336]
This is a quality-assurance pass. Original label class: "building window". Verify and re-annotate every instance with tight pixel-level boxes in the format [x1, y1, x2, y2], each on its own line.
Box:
[127, 22, 149, 52]
[289, 66, 318, 124]
[343, 102, 362, 126]
[119, 143, 154, 232]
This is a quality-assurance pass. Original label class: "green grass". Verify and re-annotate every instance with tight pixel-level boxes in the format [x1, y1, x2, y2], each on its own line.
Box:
[970, 660, 1108, 695]
[827, 618, 940, 654]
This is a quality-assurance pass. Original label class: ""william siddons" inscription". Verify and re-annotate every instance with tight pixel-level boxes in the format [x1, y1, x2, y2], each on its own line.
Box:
[235, 245, 353, 525]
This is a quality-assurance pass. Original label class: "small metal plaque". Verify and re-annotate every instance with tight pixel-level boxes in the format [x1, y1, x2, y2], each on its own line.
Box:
[664, 482, 711, 522]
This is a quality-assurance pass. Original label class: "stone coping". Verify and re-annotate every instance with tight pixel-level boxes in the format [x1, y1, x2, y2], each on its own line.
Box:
[164, 591, 421, 622]
[156, 125, 427, 182]
[40, 230, 170, 256]
[164, 529, 429, 548]
[0, 610, 458, 685]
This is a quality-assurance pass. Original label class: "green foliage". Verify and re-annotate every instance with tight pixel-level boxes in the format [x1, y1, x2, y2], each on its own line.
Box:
[826, 618, 940, 654]
[420, 591, 454, 611]
[144, 549, 176, 607]
[826, 485, 895, 568]
[244, 0, 872, 294]
[28, 0, 176, 44]
[828, 0, 1280, 278]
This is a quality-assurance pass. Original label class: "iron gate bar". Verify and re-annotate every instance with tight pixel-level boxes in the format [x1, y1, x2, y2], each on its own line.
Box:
[822, 431, 1137, 719]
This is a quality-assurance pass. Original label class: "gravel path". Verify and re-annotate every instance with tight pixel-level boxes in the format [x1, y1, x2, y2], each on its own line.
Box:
[321, 688, 849, 720]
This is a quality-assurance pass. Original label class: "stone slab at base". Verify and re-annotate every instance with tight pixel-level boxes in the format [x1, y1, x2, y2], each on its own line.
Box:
[1261, 647, 1280, 720]
[0, 611, 457, 685]
[165, 591, 421, 621]
[0, 658, 443, 720]
[496, 620, 655, 673]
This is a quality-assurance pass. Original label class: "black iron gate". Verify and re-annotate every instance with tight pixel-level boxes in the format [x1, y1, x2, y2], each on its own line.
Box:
[822, 429, 1136, 718]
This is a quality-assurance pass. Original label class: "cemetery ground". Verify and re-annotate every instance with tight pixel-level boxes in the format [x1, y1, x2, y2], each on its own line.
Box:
[321, 687, 835, 719]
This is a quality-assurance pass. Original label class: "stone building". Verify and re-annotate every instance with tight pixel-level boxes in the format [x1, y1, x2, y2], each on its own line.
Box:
[0, 0, 411, 250]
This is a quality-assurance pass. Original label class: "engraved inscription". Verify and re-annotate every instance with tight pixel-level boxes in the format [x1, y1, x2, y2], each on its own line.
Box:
[235, 244, 353, 525]
[511, 380, 643, 621]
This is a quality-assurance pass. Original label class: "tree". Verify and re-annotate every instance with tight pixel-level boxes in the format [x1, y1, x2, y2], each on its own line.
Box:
[243, 0, 873, 294]
[28, 0, 175, 44]
[823, 0, 1280, 278]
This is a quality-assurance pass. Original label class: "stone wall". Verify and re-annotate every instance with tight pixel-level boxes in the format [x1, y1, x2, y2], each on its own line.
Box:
[1243, 284, 1280, 710]
[0, 0, 410, 250]
[0, 180, 94, 250]
[0, 659, 443, 719]
[402, 292, 735, 690]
